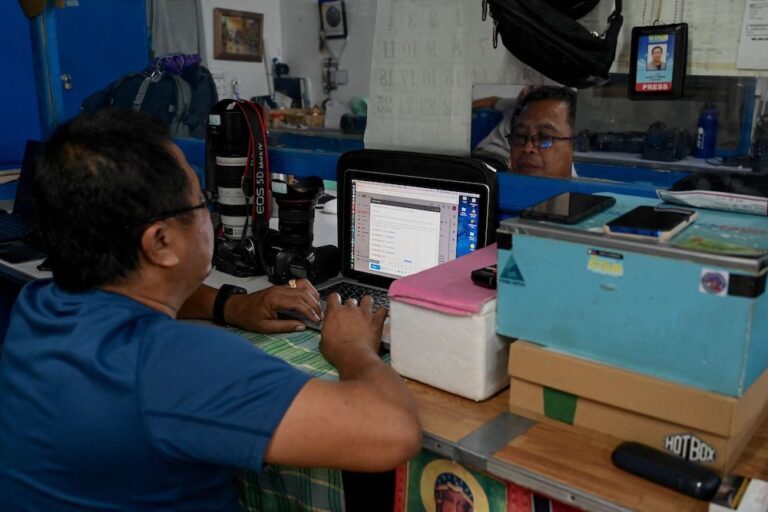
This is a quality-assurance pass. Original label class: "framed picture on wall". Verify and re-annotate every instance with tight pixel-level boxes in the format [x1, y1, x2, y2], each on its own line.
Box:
[319, 0, 347, 39]
[213, 8, 264, 62]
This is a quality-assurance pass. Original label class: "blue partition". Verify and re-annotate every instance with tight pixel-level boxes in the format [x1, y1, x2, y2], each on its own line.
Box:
[174, 140, 343, 186]
[175, 133, 688, 220]
[496, 172, 682, 219]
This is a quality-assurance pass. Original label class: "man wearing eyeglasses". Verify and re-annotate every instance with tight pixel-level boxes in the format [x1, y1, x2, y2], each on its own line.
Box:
[0, 109, 421, 510]
[507, 86, 577, 179]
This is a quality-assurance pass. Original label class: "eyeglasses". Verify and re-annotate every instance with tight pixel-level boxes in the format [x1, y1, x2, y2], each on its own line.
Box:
[143, 201, 208, 225]
[132, 195, 209, 231]
[508, 133, 575, 149]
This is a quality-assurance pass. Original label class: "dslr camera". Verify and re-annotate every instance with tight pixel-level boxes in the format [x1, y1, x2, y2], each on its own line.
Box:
[262, 176, 339, 285]
[212, 175, 339, 285]
[642, 122, 692, 162]
[206, 99, 338, 284]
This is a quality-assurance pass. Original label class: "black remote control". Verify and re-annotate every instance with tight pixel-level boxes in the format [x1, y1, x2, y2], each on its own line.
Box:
[611, 442, 721, 500]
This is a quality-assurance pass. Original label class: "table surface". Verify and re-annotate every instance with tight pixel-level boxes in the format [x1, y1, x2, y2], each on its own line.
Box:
[573, 151, 749, 173]
[407, 379, 768, 512]
[2, 210, 767, 512]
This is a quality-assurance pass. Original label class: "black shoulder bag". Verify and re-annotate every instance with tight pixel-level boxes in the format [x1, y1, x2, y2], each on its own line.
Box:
[487, 0, 623, 89]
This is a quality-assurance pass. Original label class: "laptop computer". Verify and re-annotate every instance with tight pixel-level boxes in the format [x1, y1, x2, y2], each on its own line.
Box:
[287, 167, 492, 339]
[0, 140, 46, 263]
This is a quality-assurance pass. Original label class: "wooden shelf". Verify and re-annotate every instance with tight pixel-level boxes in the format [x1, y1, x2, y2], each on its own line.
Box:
[406, 380, 768, 512]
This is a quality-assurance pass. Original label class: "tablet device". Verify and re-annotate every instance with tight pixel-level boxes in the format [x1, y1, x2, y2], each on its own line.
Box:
[520, 192, 616, 224]
[604, 205, 697, 241]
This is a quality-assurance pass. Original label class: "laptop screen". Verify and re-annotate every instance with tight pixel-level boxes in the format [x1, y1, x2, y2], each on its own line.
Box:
[348, 176, 484, 281]
[13, 140, 43, 222]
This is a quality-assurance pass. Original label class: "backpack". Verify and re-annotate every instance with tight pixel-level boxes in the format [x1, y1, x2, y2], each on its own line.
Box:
[80, 57, 218, 138]
[180, 64, 219, 138]
[487, 0, 623, 89]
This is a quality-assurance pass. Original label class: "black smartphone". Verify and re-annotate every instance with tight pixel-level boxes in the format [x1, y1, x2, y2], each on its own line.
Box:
[604, 205, 697, 241]
[521, 192, 616, 224]
[471, 264, 497, 289]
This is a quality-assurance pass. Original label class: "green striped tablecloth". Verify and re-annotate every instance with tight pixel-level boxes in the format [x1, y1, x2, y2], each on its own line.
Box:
[238, 464, 344, 512]
[233, 329, 339, 380]
[232, 328, 366, 512]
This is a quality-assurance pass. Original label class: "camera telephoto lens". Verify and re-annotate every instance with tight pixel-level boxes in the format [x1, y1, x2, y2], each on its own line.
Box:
[272, 176, 324, 251]
[207, 101, 272, 278]
[265, 175, 339, 285]
[216, 156, 252, 239]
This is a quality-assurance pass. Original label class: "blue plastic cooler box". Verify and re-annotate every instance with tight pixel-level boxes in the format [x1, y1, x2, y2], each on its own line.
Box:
[496, 194, 768, 397]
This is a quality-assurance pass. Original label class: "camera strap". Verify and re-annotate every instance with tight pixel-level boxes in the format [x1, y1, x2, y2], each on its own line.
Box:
[232, 100, 271, 241]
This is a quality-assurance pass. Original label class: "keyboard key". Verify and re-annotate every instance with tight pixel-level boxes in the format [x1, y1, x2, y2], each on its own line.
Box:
[320, 283, 389, 308]
[0, 214, 28, 241]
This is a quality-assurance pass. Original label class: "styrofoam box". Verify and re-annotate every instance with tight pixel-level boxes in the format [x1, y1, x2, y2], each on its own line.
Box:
[390, 298, 509, 401]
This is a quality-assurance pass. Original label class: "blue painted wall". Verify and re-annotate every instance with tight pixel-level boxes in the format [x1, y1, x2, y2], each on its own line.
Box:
[1, 1, 149, 167]
[54, 1, 149, 121]
[0, 3, 42, 166]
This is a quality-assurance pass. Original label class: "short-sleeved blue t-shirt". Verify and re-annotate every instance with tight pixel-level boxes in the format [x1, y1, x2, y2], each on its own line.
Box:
[0, 279, 312, 511]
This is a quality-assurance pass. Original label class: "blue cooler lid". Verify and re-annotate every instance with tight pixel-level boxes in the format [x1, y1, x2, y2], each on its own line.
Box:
[499, 194, 768, 274]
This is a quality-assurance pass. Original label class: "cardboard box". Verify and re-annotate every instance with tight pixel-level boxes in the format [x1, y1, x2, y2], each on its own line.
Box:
[496, 194, 768, 397]
[508, 341, 768, 473]
[271, 108, 325, 128]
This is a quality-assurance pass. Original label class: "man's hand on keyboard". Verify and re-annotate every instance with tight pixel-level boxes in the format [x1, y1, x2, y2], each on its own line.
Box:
[225, 278, 323, 333]
[320, 293, 388, 366]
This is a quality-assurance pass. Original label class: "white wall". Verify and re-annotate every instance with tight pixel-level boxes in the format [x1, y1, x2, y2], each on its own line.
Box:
[198, 0, 283, 100]
[280, 0, 377, 107]
[186, 1, 761, 108]
[194, 0, 376, 106]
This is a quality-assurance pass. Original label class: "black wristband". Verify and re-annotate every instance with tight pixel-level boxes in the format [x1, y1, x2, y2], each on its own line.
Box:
[213, 284, 247, 326]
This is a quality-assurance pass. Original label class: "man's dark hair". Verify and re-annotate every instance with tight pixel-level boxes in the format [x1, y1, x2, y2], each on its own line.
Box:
[34, 109, 196, 291]
[511, 85, 577, 132]
[651, 46, 663, 54]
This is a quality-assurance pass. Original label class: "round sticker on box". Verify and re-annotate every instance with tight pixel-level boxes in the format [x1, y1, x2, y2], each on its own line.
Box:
[699, 269, 729, 296]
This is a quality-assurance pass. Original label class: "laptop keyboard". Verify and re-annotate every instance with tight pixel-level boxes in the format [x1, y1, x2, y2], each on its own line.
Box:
[320, 283, 390, 308]
[0, 214, 28, 241]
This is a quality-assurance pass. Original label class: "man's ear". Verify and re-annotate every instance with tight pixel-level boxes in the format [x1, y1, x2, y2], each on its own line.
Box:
[139, 223, 180, 268]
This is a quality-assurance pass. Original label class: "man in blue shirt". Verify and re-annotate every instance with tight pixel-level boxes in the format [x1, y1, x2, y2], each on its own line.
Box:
[0, 109, 421, 510]
[507, 86, 577, 179]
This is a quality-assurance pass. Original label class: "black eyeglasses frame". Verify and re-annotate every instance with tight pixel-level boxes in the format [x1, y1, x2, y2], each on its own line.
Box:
[130, 196, 209, 232]
[507, 133, 576, 150]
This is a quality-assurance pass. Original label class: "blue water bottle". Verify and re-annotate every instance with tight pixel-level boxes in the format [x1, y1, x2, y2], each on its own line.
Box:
[694, 104, 718, 159]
